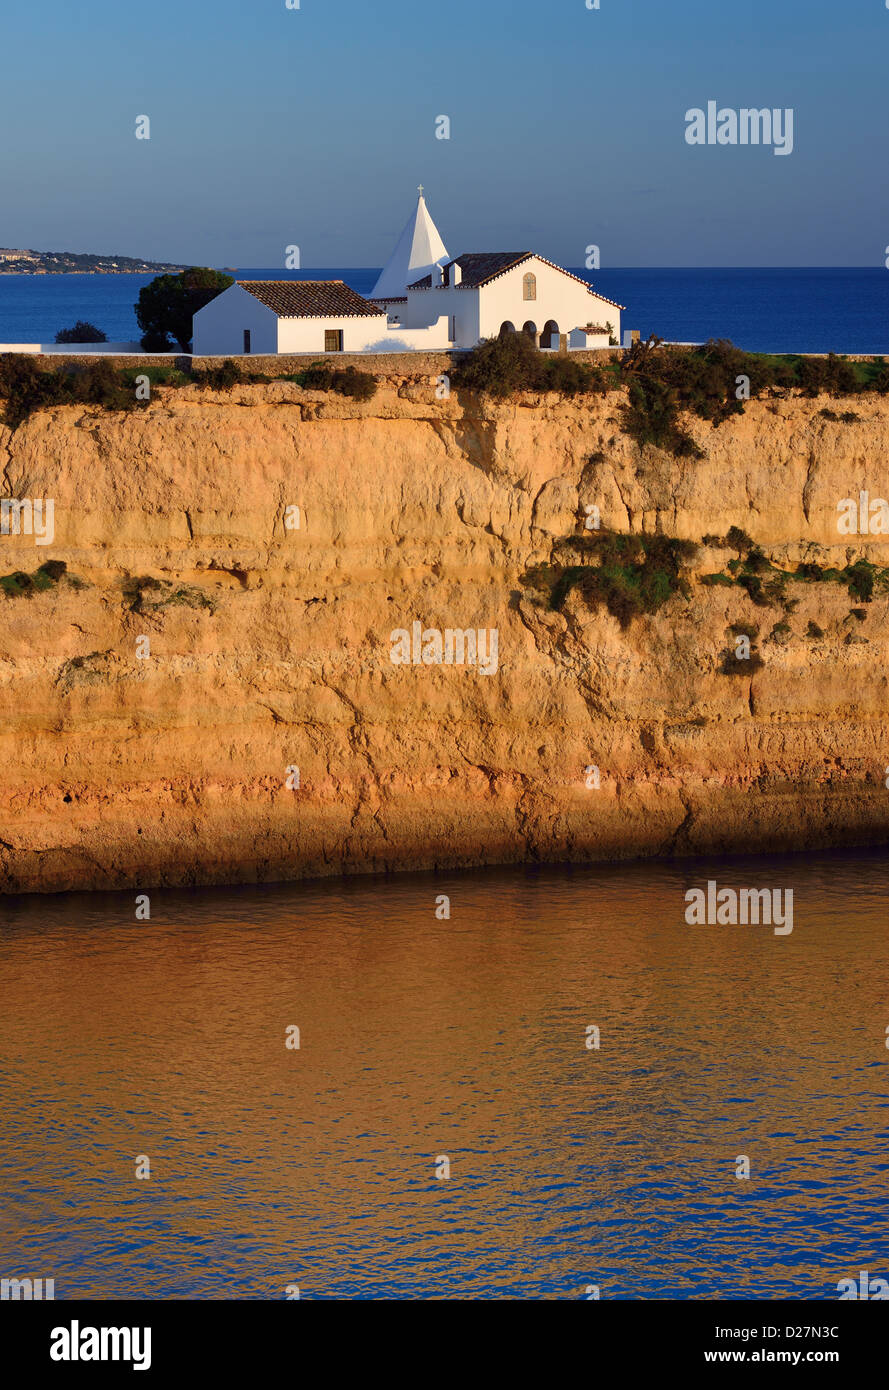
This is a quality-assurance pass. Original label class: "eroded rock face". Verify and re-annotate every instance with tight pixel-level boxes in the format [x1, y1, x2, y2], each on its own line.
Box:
[0, 380, 887, 893]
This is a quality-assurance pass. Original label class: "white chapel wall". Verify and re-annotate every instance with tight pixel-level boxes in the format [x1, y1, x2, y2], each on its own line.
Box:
[477, 260, 621, 345]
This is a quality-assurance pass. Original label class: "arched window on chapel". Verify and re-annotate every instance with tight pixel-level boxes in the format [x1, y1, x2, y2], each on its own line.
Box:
[523, 272, 537, 301]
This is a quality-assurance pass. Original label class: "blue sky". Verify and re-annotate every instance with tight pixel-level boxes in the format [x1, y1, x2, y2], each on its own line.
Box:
[1, 0, 886, 267]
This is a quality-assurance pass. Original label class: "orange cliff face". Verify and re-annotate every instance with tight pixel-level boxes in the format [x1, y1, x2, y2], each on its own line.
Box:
[0, 374, 887, 893]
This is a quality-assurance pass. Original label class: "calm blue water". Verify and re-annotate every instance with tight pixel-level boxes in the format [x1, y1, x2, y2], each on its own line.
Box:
[0, 268, 886, 355]
[0, 849, 887, 1299]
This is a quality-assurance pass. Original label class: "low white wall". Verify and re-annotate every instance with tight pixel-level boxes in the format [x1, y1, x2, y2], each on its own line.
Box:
[569, 330, 611, 349]
[363, 317, 452, 352]
[0, 342, 143, 354]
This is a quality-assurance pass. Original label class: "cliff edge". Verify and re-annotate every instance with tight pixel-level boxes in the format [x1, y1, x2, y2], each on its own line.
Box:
[0, 376, 887, 892]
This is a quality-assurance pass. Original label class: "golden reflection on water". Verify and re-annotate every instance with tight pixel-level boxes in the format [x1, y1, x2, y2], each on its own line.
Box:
[1, 850, 887, 1298]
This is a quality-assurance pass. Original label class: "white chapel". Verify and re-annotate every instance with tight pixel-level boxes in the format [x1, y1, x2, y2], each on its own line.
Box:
[192, 189, 624, 356]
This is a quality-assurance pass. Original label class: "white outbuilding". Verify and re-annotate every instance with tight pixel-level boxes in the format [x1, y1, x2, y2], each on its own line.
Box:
[192, 279, 387, 356]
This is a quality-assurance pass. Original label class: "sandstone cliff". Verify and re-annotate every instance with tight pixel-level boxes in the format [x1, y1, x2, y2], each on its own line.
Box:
[1, 374, 887, 893]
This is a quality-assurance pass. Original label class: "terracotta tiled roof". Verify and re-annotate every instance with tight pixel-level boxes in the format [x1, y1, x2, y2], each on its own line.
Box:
[407, 252, 626, 309]
[237, 280, 384, 318]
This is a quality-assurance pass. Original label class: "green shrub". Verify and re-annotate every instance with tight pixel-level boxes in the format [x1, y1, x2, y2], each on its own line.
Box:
[55, 321, 107, 344]
[742, 547, 770, 574]
[120, 364, 190, 388]
[299, 363, 335, 390]
[623, 376, 703, 456]
[296, 362, 377, 399]
[796, 354, 859, 397]
[702, 527, 755, 551]
[737, 573, 767, 605]
[794, 562, 826, 582]
[452, 332, 547, 397]
[195, 359, 241, 391]
[0, 355, 139, 427]
[123, 575, 213, 613]
[0, 559, 67, 598]
[0, 355, 69, 428]
[545, 354, 603, 396]
[0, 571, 33, 597]
[528, 532, 696, 628]
[846, 559, 875, 602]
[615, 339, 873, 456]
[335, 365, 378, 400]
[452, 332, 608, 399]
[65, 359, 134, 410]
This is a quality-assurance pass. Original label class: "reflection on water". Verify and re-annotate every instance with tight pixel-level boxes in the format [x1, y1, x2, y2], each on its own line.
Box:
[0, 849, 887, 1300]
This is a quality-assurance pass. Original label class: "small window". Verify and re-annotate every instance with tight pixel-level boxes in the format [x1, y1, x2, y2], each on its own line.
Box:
[523, 273, 536, 301]
[243, 329, 251, 353]
[324, 329, 343, 353]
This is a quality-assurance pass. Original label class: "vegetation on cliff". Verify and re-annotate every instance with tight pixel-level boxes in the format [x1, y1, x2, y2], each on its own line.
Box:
[522, 532, 696, 627]
[122, 575, 215, 614]
[452, 331, 611, 398]
[0, 559, 69, 598]
[454, 332, 889, 456]
[617, 338, 888, 456]
[293, 363, 379, 399]
[1, 332, 885, 443]
[0, 353, 378, 429]
[0, 356, 140, 430]
[700, 531, 888, 605]
[522, 527, 889, 636]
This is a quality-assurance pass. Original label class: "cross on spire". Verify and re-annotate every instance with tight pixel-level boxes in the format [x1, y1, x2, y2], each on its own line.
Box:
[417, 184, 424, 198]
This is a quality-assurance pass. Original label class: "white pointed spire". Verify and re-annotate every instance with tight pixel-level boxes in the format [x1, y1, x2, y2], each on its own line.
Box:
[371, 187, 449, 299]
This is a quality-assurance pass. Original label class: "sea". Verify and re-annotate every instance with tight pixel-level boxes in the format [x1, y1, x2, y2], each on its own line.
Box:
[0, 267, 887, 355]
[0, 847, 887, 1299]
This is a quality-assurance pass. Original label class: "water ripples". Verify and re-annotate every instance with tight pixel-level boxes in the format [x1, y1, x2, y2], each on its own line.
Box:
[1, 848, 887, 1298]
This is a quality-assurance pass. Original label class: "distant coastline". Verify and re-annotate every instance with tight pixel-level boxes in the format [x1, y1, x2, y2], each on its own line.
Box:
[0, 248, 188, 276]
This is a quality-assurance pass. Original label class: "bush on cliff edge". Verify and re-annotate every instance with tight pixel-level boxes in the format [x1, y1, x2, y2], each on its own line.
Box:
[452, 332, 610, 398]
[0, 355, 140, 428]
